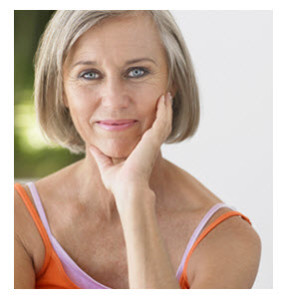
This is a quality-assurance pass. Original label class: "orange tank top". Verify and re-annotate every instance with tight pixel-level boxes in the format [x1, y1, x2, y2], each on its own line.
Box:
[14, 183, 251, 289]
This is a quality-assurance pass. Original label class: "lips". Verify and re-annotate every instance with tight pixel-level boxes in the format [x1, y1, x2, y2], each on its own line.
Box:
[95, 119, 137, 131]
[97, 119, 137, 125]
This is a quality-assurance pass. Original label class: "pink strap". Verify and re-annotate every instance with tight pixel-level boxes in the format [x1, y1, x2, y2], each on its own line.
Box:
[176, 202, 230, 280]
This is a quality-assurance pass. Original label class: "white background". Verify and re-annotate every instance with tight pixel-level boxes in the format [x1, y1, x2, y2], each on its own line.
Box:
[161, 11, 272, 289]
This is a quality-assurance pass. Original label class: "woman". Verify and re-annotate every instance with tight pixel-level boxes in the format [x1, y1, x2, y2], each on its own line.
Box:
[14, 10, 261, 289]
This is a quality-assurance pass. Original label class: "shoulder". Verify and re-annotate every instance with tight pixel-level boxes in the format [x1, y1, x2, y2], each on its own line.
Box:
[163, 159, 224, 211]
[14, 182, 37, 252]
[189, 206, 261, 288]
[163, 162, 261, 288]
[14, 182, 46, 275]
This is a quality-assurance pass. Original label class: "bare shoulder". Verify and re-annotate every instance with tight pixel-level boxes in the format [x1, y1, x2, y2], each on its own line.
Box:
[163, 159, 224, 211]
[14, 182, 47, 274]
[163, 160, 261, 288]
[14, 183, 46, 287]
[14, 161, 82, 281]
[188, 206, 262, 289]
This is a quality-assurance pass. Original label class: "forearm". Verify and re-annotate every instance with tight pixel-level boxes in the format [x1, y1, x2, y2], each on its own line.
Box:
[118, 188, 180, 289]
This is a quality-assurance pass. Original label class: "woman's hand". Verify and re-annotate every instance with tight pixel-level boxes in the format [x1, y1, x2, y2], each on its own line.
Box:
[89, 92, 173, 201]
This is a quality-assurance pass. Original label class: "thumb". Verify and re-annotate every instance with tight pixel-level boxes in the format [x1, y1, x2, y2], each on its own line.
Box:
[89, 145, 112, 173]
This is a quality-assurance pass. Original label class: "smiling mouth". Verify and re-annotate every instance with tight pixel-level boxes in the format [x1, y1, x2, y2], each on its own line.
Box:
[95, 120, 138, 131]
[96, 119, 137, 125]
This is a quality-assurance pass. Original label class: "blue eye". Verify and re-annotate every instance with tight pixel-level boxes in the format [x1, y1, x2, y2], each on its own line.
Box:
[79, 67, 150, 80]
[128, 67, 149, 78]
[80, 71, 99, 80]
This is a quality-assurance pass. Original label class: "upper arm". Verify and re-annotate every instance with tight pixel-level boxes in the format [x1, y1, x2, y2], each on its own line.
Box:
[189, 215, 262, 289]
[14, 233, 36, 289]
[14, 190, 36, 289]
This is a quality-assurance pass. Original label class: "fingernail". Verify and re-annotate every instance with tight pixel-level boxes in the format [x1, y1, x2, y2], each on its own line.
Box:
[167, 92, 172, 102]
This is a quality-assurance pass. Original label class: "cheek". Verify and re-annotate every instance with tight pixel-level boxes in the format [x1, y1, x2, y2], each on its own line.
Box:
[65, 85, 94, 115]
[136, 95, 158, 130]
[65, 80, 162, 134]
[64, 87, 95, 134]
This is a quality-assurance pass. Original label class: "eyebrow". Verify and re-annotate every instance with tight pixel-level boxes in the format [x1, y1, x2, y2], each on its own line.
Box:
[71, 57, 157, 69]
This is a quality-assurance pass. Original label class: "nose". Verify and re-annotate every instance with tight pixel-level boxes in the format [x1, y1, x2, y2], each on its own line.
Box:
[100, 76, 130, 109]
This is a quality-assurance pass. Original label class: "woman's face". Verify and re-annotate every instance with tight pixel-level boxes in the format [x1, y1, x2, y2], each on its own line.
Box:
[63, 13, 170, 158]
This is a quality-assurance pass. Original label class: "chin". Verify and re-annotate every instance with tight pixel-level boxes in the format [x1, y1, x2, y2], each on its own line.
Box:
[96, 137, 139, 159]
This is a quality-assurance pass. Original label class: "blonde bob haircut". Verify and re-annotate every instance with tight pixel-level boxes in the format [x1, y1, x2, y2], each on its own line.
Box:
[34, 10, 200, 154]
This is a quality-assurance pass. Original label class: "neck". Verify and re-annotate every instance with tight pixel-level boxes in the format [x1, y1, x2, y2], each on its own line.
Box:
[73, 147, 167, 222]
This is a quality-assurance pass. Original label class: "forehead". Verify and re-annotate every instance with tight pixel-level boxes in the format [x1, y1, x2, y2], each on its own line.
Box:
[66, 13, 165, 65]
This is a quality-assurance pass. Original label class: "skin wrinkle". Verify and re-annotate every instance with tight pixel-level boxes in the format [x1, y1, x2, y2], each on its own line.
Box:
[14, 12, 261, 290]
[62, 12, 175, 220]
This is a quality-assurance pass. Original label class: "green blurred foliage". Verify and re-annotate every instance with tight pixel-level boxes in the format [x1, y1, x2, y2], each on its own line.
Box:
[14, 11, 84, 179]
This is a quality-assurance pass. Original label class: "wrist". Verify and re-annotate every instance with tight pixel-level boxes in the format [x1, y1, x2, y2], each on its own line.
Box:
[115, 187, 156, 217]
[115, 182, 154, 200]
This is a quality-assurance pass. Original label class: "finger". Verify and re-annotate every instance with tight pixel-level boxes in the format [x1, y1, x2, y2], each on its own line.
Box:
[165, 92, 173, 133]
[151, 93, 173, 141]
[127, 94, 171, 173]
[151, 94, 165, 129]
[89, 145, 113, 173]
